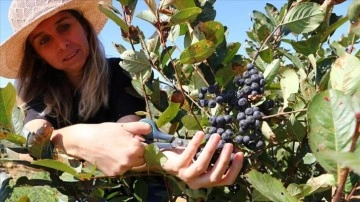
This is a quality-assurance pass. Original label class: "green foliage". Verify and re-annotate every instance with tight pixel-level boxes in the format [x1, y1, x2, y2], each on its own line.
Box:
[1, 0, 360, 201]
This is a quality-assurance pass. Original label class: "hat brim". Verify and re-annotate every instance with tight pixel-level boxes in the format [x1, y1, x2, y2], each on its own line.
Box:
[0, 0, 111, 79]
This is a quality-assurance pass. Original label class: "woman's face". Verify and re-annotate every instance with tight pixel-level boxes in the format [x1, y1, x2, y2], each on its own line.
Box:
[28, 11, 90, 77]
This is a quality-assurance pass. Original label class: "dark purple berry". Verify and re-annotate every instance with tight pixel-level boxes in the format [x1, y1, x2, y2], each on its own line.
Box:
[243, 135, 251, 144]
[217, 127, 225, 135]
[256, 140, 265, 149]
[207, 84, 218, 94]
[237, 112, 246, 120]
[208, 127, 217, 134]
[200, 87, 207, 94]
[246, 63, 254, 70]
[238, 98, 248, 107]
[224, 115, 232, 123]
[216, 116, 226, 126]
[208, 99, 216, 108]
[253, 111, 262, 120]
[215, 95, 225, 104]
[245, 107, 254, 115]
[234, 135, 243, 144]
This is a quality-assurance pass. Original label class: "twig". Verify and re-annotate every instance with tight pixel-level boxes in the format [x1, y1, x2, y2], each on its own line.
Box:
[262, 109, 307, 119]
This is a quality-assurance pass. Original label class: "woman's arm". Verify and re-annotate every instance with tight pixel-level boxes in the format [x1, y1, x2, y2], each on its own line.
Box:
[25, 118, 151, 176]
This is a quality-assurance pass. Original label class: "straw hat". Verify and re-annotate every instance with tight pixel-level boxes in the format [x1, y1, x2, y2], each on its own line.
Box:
[0, 0, 111, 79]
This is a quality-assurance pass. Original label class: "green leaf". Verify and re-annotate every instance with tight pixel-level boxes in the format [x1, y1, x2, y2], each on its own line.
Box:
[136, 10, 157, 24]
[118, 0, 136, 6]
[144, 0, 157, 17]
[170, 7, 202, 25]
[306, 174, 336, 195]
[286, 183, 312, 199]
[120, 50, 152, 76]
[282, 2, 324, 34]
[169, 0, 197, 10]
[247, 169, 298, 202]
[0, 83, 16, 130]
[330, 52, 360, 95]
[144, 144, 167, 168]
[264, 58, 280, 83]
[180, 39, 216, 64]
[215, 65, 235, 87]
[303, 153, 316, 164]
[160, 46, 175, 68]
[199, 21, 225, 46]
[280, 68, 299, 109]
[12, 106, 24, 135]
[308, 90, 356, 173]
[222, 42, 241, 65]
[259, 47, 274, 63]
[32, 159, 77, 176]
[156, 102, 181, 127]
[98, 4, 129, 33]
[181, 115, 202, 130]
[320, 151, 360, 176]
[278, 48, 304, 69]
[5, 133, 26, 145]
[290, 36, 320, 56]
[265, 3, 282, 26]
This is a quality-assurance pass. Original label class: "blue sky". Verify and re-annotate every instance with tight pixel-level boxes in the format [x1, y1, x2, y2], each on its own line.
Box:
[0, 0, 351, 87]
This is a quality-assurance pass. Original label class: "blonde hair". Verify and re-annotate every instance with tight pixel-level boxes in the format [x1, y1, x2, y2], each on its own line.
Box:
[17, 10, 109, 126]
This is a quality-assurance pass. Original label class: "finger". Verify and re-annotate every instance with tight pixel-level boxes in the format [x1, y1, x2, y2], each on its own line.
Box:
[119, 122, 152, 136]
[208, 143, 233, 182]
[186, 133, 220, 176]
[214, 152, 244, 186]
[179, 131, 205, 167]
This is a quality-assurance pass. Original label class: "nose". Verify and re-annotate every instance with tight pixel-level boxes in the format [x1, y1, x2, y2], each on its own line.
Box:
[56, 37, 69, 50]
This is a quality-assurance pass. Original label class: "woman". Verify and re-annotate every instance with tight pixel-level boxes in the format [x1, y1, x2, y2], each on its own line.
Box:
[0, 0, 244, 190]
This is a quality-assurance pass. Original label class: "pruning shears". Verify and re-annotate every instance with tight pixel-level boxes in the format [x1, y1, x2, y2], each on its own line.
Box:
[140, 118, 190, 149]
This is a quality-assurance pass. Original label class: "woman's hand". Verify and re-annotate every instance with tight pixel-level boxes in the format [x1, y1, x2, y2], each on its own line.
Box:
[161, 132, 244, 189]
[50, 121, 152, 176]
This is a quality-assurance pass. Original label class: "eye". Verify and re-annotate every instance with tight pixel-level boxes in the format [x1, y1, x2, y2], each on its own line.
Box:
[39, 35, 50, 45]
[58, 23, 70, 32]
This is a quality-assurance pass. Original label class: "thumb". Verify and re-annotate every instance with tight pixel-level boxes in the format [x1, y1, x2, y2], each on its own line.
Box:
[119, 121, 152, 136]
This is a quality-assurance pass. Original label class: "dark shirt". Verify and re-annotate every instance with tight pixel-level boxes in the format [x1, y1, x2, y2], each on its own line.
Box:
[24, 58, 145, 128]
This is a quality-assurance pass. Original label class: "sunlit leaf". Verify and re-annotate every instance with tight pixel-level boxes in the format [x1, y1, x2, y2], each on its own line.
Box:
[306, 174, 336, 195]
[247, 169, 298, 202]
[280, 68, 299, 109]
[265, 3, 281, 26]
[180, 40, 216, 64]
[144, 144, 167, 168]
[170, 7, 202, 25]
[120, 50, 152, 82]
[282, 2, 324, 34]
[181, 115, 202, 130]
[308, 90, 356, 174]
[156, 102, 181, 127]
[32, 159, 77, 176]
[98, 4, 129, 33]
[330, 52, 360, 95]
[264, 58, 280, 83]
[0, 83, 16, 130]
[136, 10, 157, 24]
[198, 21, 225, 46]
[144, 0, 157, 17]
[222, 42, 241, 65]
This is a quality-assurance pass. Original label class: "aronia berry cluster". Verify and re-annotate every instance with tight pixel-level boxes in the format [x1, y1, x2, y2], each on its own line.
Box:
[195, 63, 273, 192]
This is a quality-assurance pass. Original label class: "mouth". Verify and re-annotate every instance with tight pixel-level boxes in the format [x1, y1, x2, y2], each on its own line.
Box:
[63, 49, 79, 61]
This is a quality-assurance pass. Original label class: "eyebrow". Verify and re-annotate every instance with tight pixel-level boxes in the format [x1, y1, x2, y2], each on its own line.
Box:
[30, 16, 71, 43]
